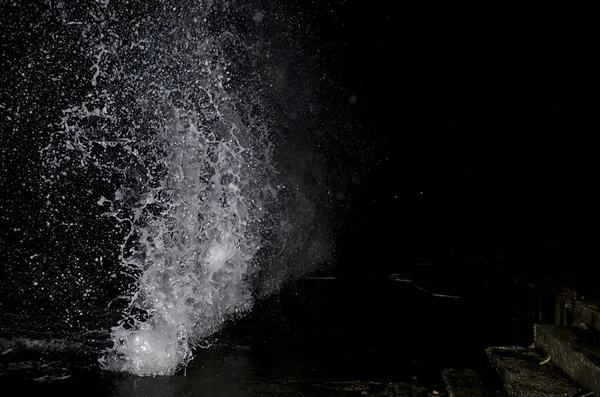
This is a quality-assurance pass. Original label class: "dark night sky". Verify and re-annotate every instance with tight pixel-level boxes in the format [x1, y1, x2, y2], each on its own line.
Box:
[306, 3, 599, 273]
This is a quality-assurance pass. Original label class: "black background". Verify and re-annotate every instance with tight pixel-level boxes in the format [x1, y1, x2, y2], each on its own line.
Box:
[1, 2, 598, 287]
[300, 2, 598, 276]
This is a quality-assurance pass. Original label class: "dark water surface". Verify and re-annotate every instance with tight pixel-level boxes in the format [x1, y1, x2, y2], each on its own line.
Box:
[0, 262, 530, 396]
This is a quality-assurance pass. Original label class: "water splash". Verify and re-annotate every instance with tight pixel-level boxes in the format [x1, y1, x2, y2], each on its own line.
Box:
[0, 0, 363, 378]
[33, 1, 334, 376]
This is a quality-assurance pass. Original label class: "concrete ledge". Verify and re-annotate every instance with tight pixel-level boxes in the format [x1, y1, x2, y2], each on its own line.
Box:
[486, 346, 581, 397]
[573, 301, 600, 331]
[442, 368, 495, 397]
[534, 324, 600, 395]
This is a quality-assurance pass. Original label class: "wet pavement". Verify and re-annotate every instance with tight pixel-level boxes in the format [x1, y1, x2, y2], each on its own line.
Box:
[1, 261, 534, 396]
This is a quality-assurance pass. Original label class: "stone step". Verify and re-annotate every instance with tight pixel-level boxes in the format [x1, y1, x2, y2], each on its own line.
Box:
[486, 346, 582, 396]
[534, 323, 600, 395]
[573, 300, 600, 331]
[441, 368, 499, 397]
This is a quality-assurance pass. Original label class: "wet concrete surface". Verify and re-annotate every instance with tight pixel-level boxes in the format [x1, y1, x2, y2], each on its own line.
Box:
[534, 324, 600, 395]
[5, 260, 599, 396]
[235, 380, 437, 396]
[574, 301, 600, 332]
[441, 368, 499, 397]
[1, 262, 535, 396]
[486, 346, 581, 397]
